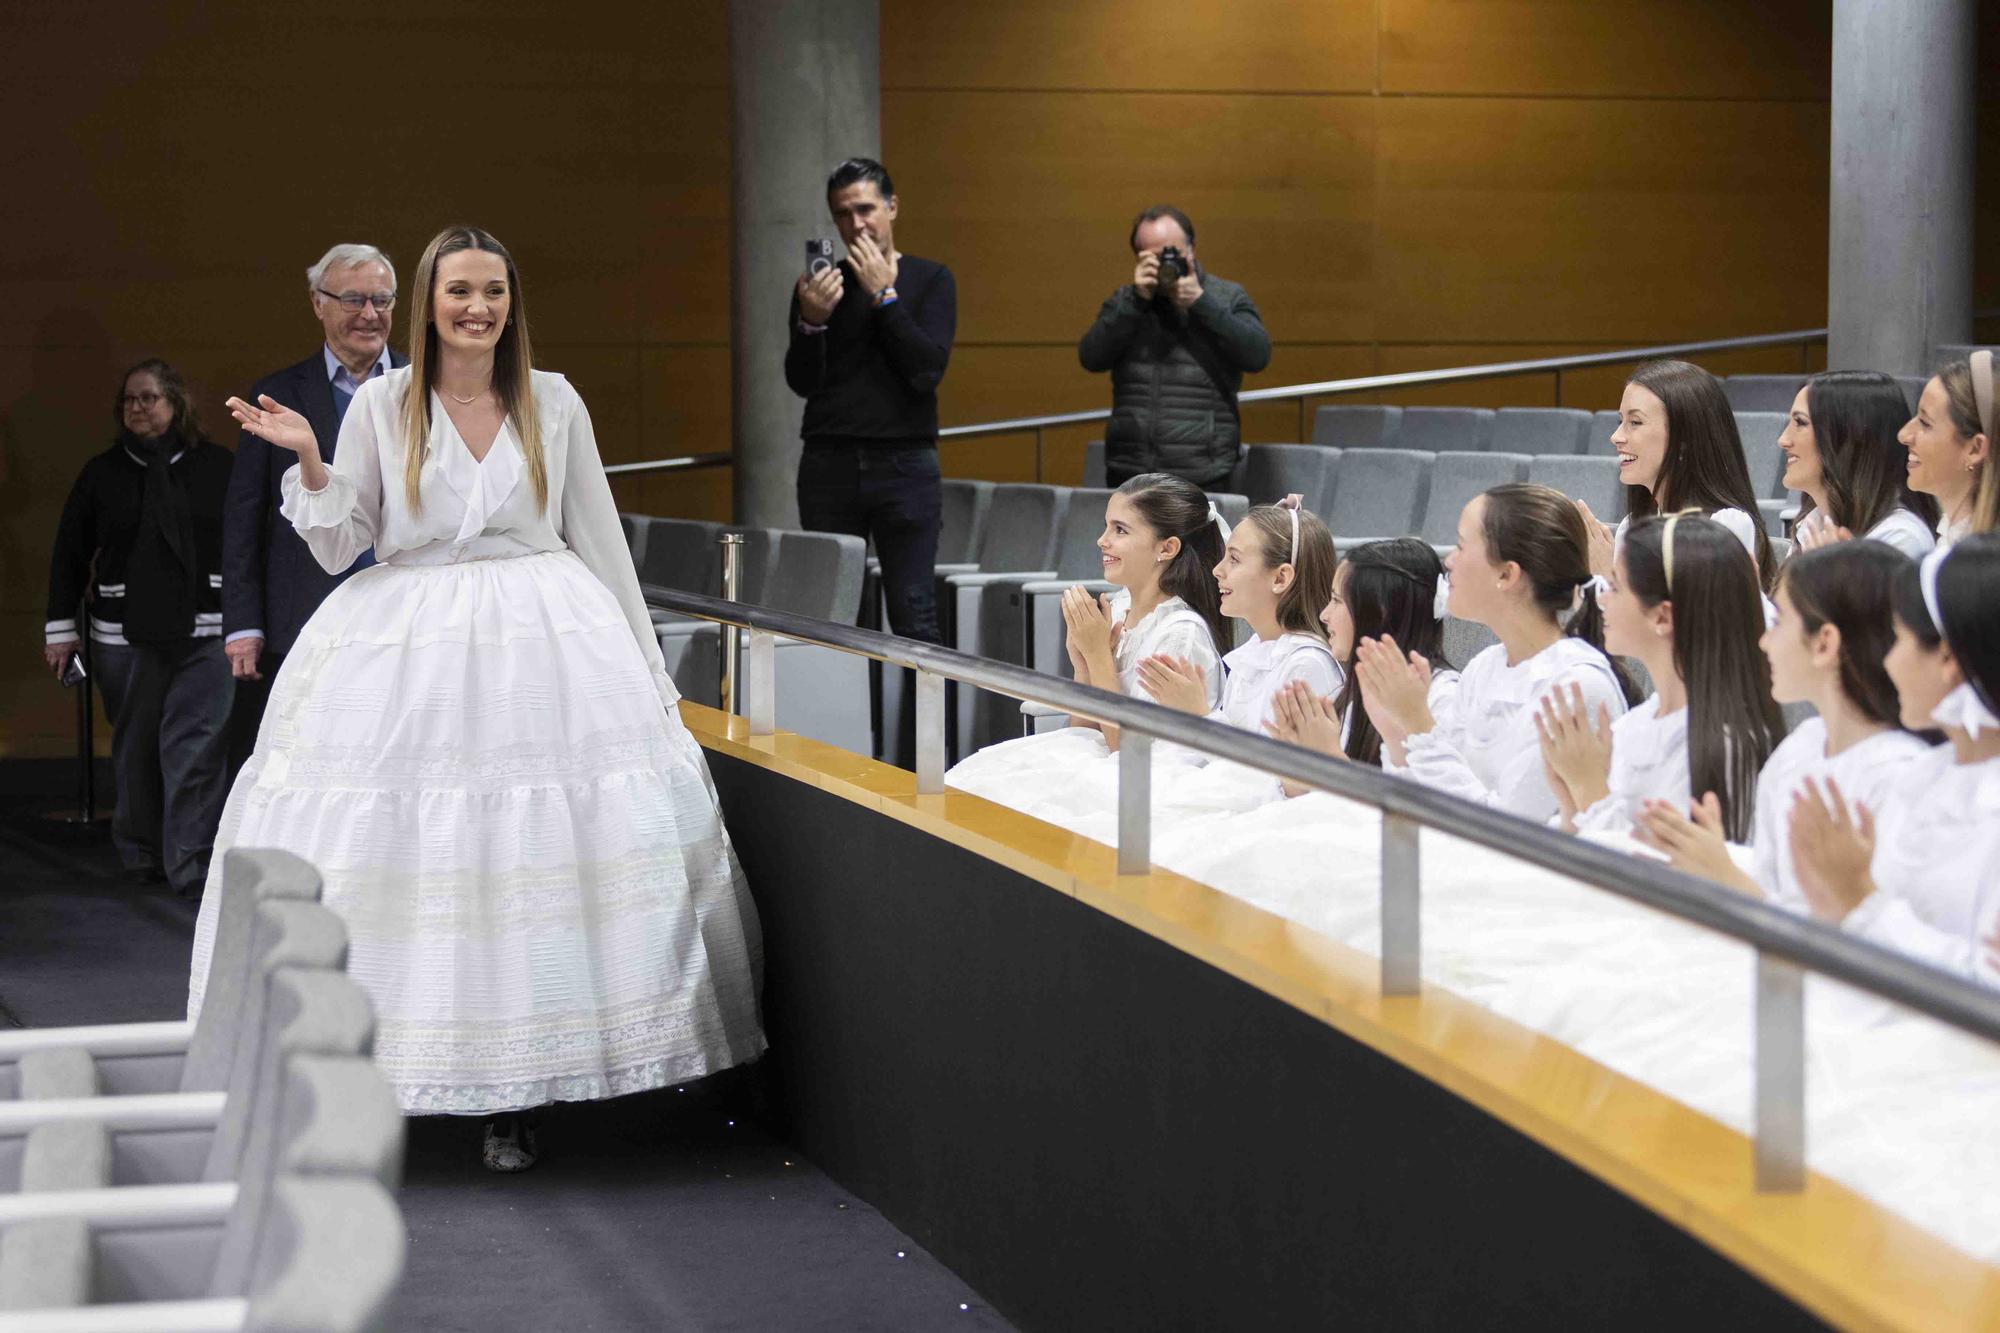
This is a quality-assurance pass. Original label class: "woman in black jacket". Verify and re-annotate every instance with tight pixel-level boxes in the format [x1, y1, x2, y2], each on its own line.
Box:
[44, 358, 234, 895]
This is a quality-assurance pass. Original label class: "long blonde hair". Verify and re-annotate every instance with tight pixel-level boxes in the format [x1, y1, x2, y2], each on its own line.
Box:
[399, 225, 547, 513]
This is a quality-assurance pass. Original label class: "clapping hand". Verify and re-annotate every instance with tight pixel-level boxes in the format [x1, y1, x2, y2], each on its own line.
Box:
[1061, 586, 1116, 659]
[1354, 634, 1434, 746]
[847, 232, 898, 299]
[1535, 682, 1614, 827]
[796, 265, 844, 325]
[1789, 776, 1877, 923]
[1576, 499, 1616, 579]
[1795, 511, 1855, 552]
[1265, 679, 1344, 756]
[226, 395, 320, 458]
[1137, 653, 1210, 715]
[1636, 793, 1760, 894]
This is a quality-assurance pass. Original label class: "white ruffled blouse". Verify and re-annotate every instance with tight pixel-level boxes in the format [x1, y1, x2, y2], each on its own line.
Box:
[1106, 589, 1223, 708]
[1387, 637, 1629, 821]
[1572, 694, 1688, 834]
[1207, 631, 1342, 735]
[1749, 720, 1934, 911]
[1841, 748, 2000, 983]
[279, 367, 673, 702]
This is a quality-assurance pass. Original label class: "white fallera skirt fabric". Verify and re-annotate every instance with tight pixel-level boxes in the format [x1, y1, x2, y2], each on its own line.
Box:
[188, 548, 765, 1114]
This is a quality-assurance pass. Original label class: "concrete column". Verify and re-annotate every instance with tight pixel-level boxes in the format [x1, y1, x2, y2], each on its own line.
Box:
[1827, 0, 1975, 375]
[729, 0, 880, 527]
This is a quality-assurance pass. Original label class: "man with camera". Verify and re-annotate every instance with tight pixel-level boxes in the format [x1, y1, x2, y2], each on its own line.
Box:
[786, 157, 957, 647]
[1079, 205, 1271, 487]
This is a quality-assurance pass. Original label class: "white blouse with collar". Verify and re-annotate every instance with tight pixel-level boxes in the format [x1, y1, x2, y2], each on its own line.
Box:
[1106, 588, 1223, 708]
[279, 366, 672, 701]
[1207, 631, 1342, 735]
[1840, 748, 2000, 983]
[1387, 637, 1629, 821]
[1751, 719, 1934, 911]
[1571, 694, 1688, 834]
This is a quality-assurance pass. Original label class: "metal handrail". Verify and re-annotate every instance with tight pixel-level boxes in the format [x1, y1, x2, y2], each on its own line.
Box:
[648, 582, 2000, 1193]
[604, 449, 732, 478]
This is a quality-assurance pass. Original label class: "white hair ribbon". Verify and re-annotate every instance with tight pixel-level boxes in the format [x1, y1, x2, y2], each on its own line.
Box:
[1207, 500, 1232, 542]
[1433, 572, 1452, 620]
[1571, 573, 1610, 613]
[1920, 546, 2000, 737]
[1919, 547, 1949, 635]
[1278, 493, 1303, 563]
[1973, 348, 1996, 442]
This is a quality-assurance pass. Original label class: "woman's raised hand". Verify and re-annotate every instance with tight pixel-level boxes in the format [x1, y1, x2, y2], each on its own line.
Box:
[1136, 653, 1210, 715]
[1789, 776, 1877, 924]
[1576, 499, 1616, 579]
[1534, 681, 1614, 824]
[1061, 584, 1115, 659]
[1265, 679, 1344, 757]
[226, 394, 320, 458]
[1354, 633, 1433, 743]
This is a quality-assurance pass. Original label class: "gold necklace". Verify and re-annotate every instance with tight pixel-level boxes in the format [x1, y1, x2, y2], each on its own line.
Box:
[447, 390, 483, 405]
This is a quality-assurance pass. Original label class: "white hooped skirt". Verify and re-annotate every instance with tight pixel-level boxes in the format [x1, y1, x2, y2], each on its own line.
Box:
[187, 549, 765, 1114]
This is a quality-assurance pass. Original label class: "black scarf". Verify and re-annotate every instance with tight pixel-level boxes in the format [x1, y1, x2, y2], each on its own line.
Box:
[121, 430, 200, 644]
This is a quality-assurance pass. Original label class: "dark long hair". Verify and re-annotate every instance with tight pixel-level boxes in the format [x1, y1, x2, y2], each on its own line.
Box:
[1777, 543, 1915, 729]
[1798, 370, 1940, 536]
[1480, 483, 1640, 704]
[1239, 502, 1337, 639]
[1332, 538, 1452, 765]
[1113, 473, 1230, 657]
[1900, 535, 2000, 722]
[113, 357, 201, 449]
[1621, 514, 1783, 840]
[1624, 360, 1775, 587]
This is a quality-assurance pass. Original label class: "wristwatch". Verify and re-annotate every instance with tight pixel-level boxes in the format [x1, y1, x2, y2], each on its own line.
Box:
[873, 286, 899, 308]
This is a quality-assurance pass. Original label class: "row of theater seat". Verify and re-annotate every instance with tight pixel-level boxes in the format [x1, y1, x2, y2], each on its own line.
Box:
[0, 851, 406, 1332]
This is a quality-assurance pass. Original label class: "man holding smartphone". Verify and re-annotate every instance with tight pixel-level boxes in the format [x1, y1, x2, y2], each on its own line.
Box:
[785, 157, 956, 645]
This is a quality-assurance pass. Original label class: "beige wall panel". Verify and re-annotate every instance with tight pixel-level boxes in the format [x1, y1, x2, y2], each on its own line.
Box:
[1380, 0, 1829, 98]
[884, 90, 1378, 347]
[1373, 97, 1829, 345]
[639, 346, 735, 460]
[610, 466, 735, 526]
[1370, 340, 1823, 411]
[882, 0, 1378, 93]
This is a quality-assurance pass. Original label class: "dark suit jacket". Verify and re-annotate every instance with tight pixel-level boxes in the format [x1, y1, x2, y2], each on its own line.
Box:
[221, 348, 408, 655]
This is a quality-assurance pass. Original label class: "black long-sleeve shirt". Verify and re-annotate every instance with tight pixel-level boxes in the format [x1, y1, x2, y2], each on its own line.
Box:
[785, 254, 956, 446]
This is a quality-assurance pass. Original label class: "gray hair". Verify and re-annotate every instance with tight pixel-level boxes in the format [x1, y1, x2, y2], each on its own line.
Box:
[305, 243, 396, 293]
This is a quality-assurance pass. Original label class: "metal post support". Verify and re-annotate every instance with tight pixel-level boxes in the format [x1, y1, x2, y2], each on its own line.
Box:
[1380, 812, 1421, 996]
[1755, 951, 1808, 1191]
[744, 630, 775, 736]
[1117, 733, 1152, 875]
[914, 669, 945, 793]
[718, 533, 745, 714]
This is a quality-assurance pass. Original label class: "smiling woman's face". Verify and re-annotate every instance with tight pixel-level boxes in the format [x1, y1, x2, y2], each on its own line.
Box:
[1612, 382, 1669, 494]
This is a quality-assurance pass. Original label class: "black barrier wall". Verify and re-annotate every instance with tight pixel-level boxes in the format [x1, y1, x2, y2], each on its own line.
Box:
[707, 751, 1824, 1332]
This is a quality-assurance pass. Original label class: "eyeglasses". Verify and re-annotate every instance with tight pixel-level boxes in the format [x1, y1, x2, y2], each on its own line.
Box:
[316, 288, 397, 312]
[121, 392, 165, 409]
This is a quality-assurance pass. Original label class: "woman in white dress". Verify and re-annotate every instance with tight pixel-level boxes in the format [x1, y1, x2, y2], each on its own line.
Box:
[1537, 512, 1782, 838]
[1574, 359, 1774, 587]
[1901, 351, 1996, 549]
[1787, 537, 2000, 982]
[944, 474, 1228, 814]
[1781, 371, 1939, 558]
[1636, 540, 1933, 905]
[1356, 483, 1635, 822]
[193, 226, 764, 1170]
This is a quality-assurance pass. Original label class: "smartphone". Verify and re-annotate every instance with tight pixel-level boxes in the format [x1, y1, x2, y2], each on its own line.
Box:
[805, 238, 837, 277]
[61, 651, 87, 687]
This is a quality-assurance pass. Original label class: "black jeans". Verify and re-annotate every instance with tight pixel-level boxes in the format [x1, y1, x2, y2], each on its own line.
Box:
[94, 636, 232, 893]
[796, 443, 942, 644]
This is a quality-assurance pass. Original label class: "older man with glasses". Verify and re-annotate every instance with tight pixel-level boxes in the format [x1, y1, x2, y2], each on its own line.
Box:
[220, 242, 408, 773]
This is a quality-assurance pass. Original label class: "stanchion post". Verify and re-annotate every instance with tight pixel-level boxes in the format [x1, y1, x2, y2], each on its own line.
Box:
[745, 630, 775, 736]
[1117, 732, 1151, 874]
[1380, 812, 1420, 996]
[718, 533, 744, 715]
[914, 669, 944, 793]
[1755, 951, 1807, 1191]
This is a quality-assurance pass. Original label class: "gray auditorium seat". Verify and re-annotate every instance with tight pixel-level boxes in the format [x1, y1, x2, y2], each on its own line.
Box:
[1420, 453, 1530, 546]
[1896, 375, 1927, 412]
[1325, 450, 1432, 552]
[1733, 412, 1789, 497]
[1230, 444, 1337, 508]
[1082, 440, 1106, 488]
[938, 486, 1069, 752]
[1397, 407, 1495, 454]
[618, 513, 648, 567]
[1723, 374, 1807, 413]
[1494, 407, 1592, 456]
[1443, 616, 1499, 669]
[0, 849, 321, 1103]
[1313, 405, 1402, 449]
[657, 524, 777, 691]
[1587, 410, 1623, 456]
[1528, 455, 1627, 524]
[637, 517, 727, 599]
[1758, 498, 1795, 538]
[938, 479, 993, 566]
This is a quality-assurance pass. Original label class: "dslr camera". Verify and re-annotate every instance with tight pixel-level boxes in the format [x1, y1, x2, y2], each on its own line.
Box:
[805, 237, 837, 278]
[1155, 246, 1188, 290]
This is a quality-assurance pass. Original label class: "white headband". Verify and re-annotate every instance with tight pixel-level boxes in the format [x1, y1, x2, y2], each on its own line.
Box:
[1973, 349, 1996, 442]
[1920, 546, 2000, 738]
[1278, 493, 1303, 564]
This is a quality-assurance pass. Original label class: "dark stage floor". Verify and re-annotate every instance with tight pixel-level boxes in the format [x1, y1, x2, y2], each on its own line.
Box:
[0, 795, 1014, 1332]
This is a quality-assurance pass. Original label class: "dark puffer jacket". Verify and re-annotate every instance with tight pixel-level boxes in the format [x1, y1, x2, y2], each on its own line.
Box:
[1078, 271, 1271, 486]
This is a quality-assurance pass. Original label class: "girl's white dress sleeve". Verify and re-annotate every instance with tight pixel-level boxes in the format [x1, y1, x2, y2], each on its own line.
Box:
[280, 381, 384, 575]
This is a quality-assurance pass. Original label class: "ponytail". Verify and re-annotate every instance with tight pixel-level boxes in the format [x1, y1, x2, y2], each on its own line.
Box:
[1482, 483, 1641, 705]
